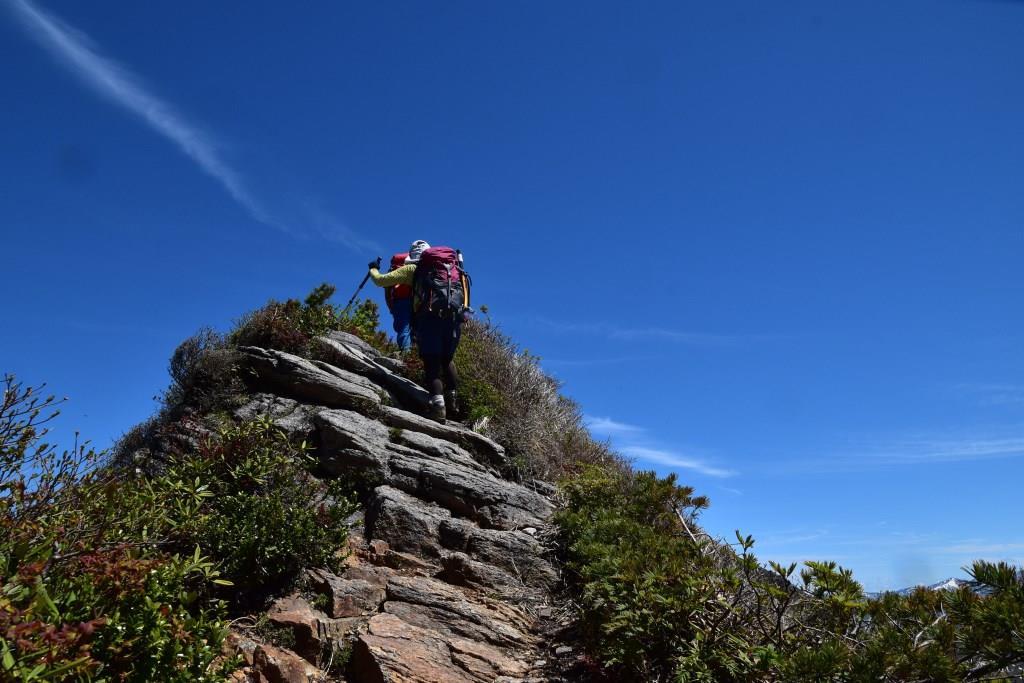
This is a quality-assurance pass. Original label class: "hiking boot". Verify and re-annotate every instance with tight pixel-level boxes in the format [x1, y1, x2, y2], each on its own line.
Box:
[428, 395, 446, 423]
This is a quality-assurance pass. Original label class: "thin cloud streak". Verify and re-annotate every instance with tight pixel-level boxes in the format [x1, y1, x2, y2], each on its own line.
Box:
[862, 436, 1024, 465]
[940, 541, 1024, 555]
[584, 413, 738, 478]
[622, 445, 736, 478]
[530, 317, 750, 346]
[956, 383, 1024, 407]
[779, 432, 1024, 475]
[6, 0, 277, 230]
[585, 415, 644, 437]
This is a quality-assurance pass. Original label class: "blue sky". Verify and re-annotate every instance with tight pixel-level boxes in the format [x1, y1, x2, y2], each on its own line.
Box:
[2, 0, 1022, 591]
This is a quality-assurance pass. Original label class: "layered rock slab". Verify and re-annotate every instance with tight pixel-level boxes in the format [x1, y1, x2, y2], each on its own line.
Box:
[224, 342, 562, 681]
[351, 613, 531, 683]
[317, 409, 552, 530]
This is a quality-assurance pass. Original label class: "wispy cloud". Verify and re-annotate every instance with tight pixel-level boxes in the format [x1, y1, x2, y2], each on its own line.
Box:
[304, 202, 384, 253]
[5, 0, 280, 228]
[542, 356, 646, 368]
[530, 318, 754, 346]
[5, 0, 370, 249]
[941, 541, 1024, 555]
[955, 383, 1024, 407]
[621, 445, 736, 478]
[756, 528, 830, 546]
[860, 435, 1024, 465]
[585, 415, 645, 437]
[783, 430, 1024, 474]
[584, 412, 737, 478]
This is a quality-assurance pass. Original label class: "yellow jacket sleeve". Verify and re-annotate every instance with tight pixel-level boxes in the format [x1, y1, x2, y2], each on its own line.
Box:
[369, 263, 415, 287]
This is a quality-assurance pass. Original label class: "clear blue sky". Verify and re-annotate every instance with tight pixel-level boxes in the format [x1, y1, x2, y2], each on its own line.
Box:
[2, 0, 1022, 591]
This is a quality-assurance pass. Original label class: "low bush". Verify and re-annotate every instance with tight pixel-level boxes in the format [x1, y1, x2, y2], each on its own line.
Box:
[230, 283, 395, 357]
[557, 463, 1024, 682]
[1, 373, 355, 681]
[454, 317, 626, 481]
[1, 374, 237, 681]
[167, 417, 356, 593]
[164, 327, 244, 414]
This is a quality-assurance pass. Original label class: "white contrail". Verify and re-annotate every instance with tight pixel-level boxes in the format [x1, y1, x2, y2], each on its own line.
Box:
[5, 0, 278, 229]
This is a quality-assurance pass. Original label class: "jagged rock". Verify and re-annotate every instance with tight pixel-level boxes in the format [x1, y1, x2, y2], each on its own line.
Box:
[384, 575, 534, 648]
[390, 427, 491, 475]
[439, 517, 559, 589]
[438, 551, 528, 599]
[221, 333, 569, 680]
[313, 408, 392, 478]
[380, 405, 507, 469]
[239, 346, 382, 411]
[384, 448, 550, 530]
[366, 486, 558, 591]
[324, 330, 407, 374]
[314, 335, 431, 412]
[366, 486, 450, 559]
[528, 480, 558, 497]
[317, 410, 552, 530]
[267, 596, 362, 665]
[351, 613, 529, 683]
[305, 567, 386, 618]
[252, 644, 326, 683]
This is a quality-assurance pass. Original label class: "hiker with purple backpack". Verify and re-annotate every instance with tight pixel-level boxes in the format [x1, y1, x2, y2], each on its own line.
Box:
[368, 240, 472, 422]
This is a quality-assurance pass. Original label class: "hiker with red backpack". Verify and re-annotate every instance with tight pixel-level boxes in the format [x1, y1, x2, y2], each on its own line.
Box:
[383, 252, 414, 351]
[368, 240, 472, 422]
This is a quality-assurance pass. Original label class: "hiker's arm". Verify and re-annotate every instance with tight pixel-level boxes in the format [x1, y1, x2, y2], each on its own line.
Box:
[369, 264, 414, 287]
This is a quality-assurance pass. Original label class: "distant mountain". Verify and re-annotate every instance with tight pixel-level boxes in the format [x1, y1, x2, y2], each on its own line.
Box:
[869, 577, 971, 598]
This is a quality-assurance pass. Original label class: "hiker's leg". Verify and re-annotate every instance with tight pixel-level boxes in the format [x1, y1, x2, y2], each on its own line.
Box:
[443, 359, 458, 391]
[440, 322, 461, 416]
[392, 299, 412, 351]
[443, 321, 461, 390]
[421, 353, 445, 397]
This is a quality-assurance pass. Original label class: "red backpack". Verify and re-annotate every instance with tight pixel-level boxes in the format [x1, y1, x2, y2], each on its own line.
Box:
[412, 246, 470, 319]
[385, 253, 412, 308]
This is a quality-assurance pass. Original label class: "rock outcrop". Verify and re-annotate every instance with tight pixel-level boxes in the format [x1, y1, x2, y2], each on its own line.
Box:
[226, 334, 564, 682]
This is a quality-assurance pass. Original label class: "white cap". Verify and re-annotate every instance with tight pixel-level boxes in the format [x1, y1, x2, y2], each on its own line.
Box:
[406, 240, 430, 263]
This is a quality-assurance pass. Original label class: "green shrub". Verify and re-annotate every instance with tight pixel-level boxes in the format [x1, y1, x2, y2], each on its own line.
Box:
[230, 283, 395, 357]
[454, 317, 626, 481]
[168, 417, 356, 591]
[556, 462, 1024, 682]
[1, 374, 237, 682]
[2, 373, 355, 681]
[164, 327, 244, 414]
[557, 465, 726, 680]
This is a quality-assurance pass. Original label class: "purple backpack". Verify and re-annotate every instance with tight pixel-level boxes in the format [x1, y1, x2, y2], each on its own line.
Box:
[413, 246, 470, 319]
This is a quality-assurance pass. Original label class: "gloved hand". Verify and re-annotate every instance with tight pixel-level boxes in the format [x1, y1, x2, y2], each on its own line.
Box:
[368, 257, 381, 270]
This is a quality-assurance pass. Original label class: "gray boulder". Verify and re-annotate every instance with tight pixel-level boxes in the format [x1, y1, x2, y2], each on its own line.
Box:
[380, 405, 507, 470]
[238, 346, 382, 411]
[316, 409, 552, 530]
[314, 335, 431, 412]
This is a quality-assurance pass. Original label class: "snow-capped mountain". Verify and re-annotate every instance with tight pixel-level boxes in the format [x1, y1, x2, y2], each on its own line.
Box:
[870, 577, 970, 598]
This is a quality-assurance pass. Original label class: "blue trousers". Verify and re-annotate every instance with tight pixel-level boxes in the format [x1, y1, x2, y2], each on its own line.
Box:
[390, 298, 413, 351]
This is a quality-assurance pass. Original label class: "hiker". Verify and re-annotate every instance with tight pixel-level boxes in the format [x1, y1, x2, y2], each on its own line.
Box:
[368, 240, 470, 422]
[383, 252, 414, 351]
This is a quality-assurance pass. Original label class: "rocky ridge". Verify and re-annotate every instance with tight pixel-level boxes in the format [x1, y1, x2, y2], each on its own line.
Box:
[224, 331, 567, 683]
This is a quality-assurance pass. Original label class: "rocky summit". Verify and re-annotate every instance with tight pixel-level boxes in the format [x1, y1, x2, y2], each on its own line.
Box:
[220, 331, 565, 683]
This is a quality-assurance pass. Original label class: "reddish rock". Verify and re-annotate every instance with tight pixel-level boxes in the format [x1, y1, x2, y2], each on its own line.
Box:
[306, 567, 387, 618]
[268, 596, 363, 664]
[384, 575, 533, 648]
[252, 644, 325, 683]
[351, 613, 529, 683]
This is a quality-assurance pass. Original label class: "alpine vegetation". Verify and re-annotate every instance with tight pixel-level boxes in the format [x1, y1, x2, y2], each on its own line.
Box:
[3, 285, 1022, 682]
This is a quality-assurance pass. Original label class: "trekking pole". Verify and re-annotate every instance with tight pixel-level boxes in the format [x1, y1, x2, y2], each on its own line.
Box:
[341, 257, 380, 316]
